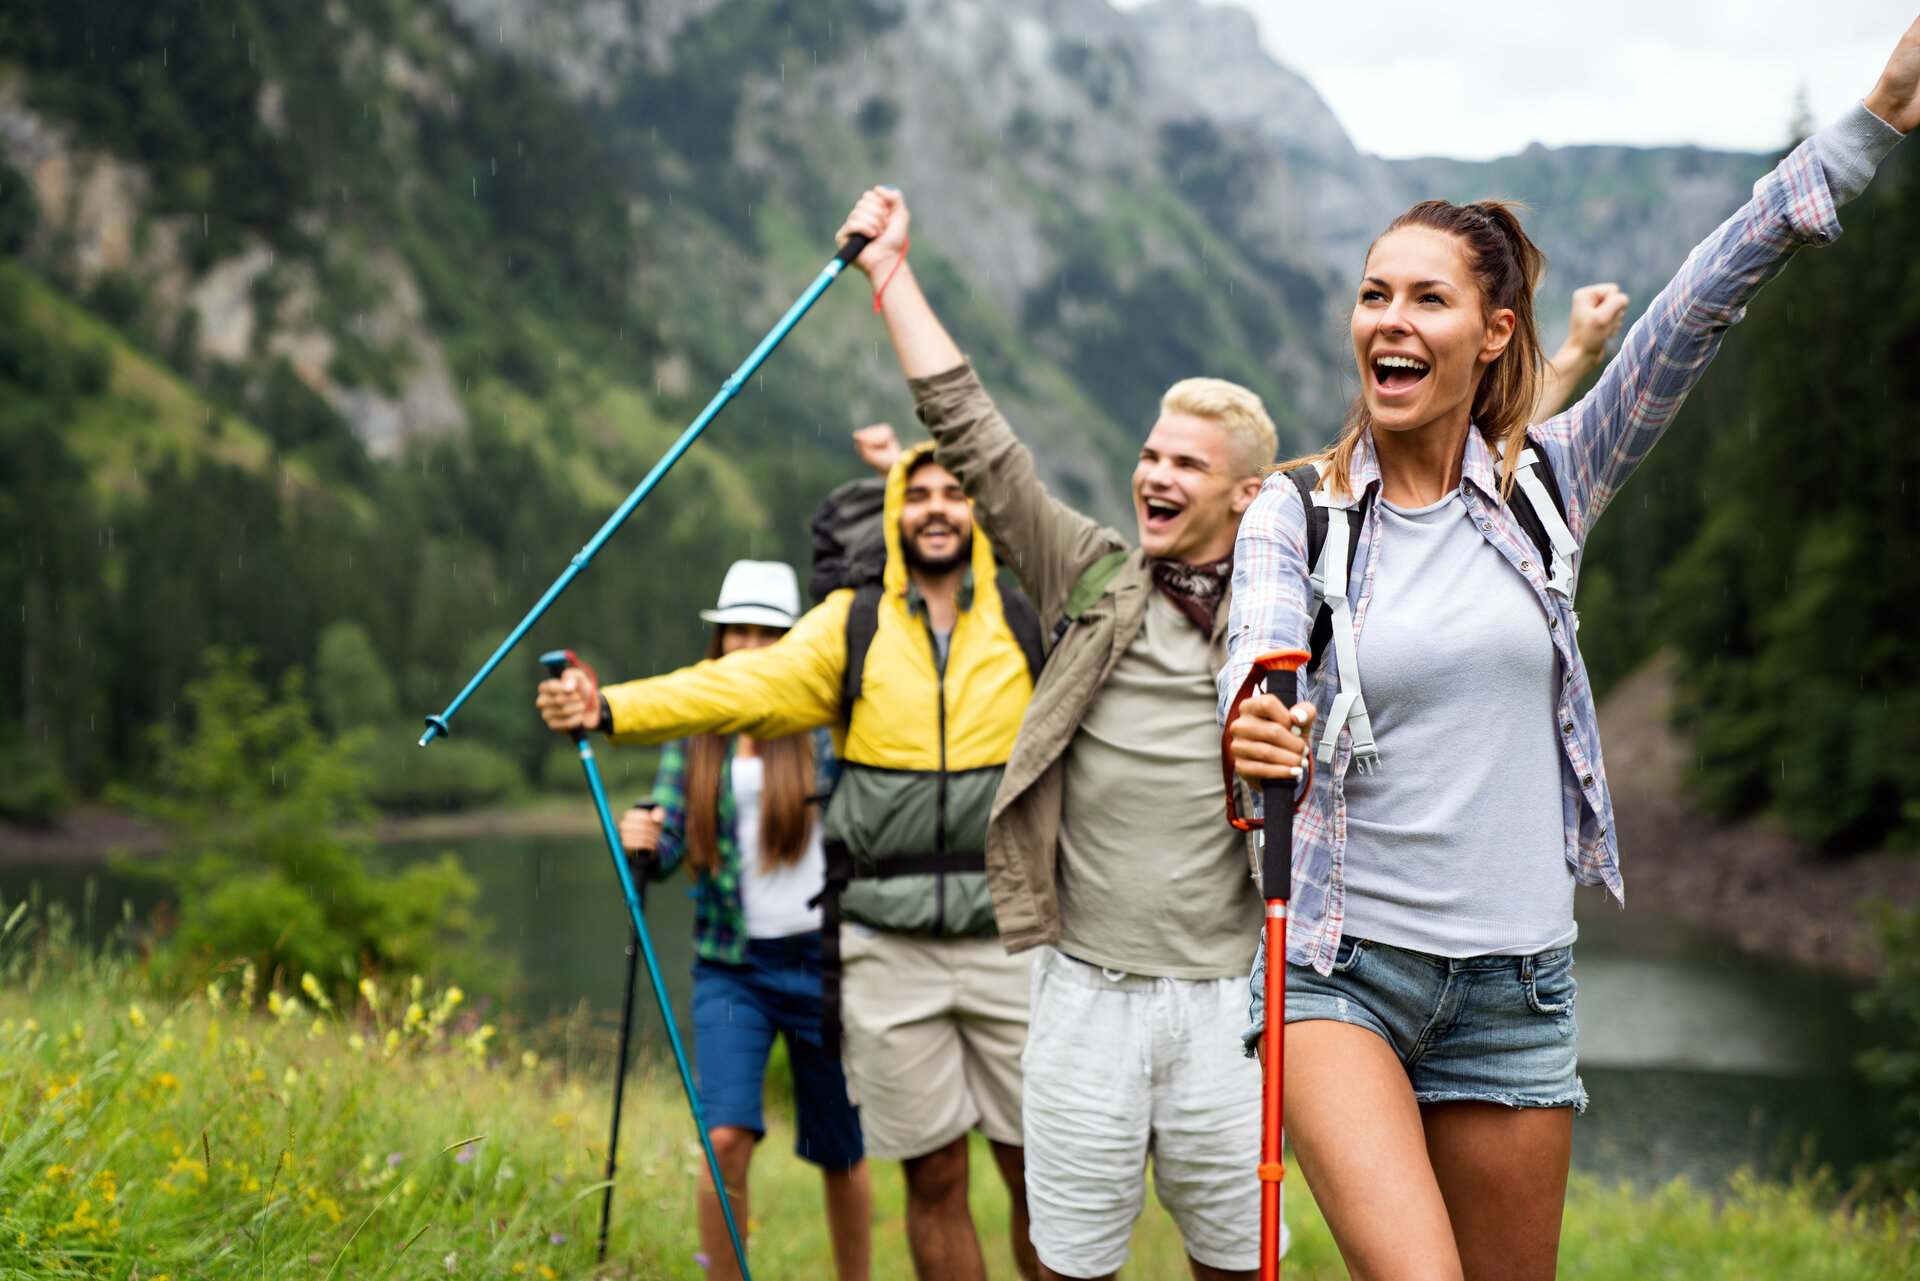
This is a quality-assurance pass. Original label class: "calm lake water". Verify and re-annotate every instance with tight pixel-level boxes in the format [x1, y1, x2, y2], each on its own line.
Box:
[5, 834, 1896, 1186]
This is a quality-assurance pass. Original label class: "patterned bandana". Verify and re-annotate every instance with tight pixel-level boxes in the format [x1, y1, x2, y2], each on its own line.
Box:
[1150, 555, 1232, 633]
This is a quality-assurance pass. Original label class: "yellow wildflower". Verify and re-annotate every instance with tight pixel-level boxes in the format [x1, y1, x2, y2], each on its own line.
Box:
[520, 1051, 539, 1072]
[538, 1268, 557, 1280]
[309, 1016, 326, 1039]
[551, 1113, 573, 1130]
[359, 977, 381, 1013]
[383, 1029, 400, 1056]
[348, 1033, 366, 1051]
[282, 1066, 299, 1088]
[405, 1001, 425, 1029]
[408, 974, 424, 1001]
[127, 1004, 147, 1030]
[154, 1072, 181, 1091]
[206, 981, 225, 1009]
[299, 973, 333, 1012]
[240, 962, 258, 1004]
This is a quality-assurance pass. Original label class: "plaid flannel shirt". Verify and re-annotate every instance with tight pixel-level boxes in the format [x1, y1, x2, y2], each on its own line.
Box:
[647, 728, 839, 965]
[1224, 113, 1889, 983]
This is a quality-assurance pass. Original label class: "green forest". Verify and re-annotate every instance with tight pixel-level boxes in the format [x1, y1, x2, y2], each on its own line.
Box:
[0, 0, 1915, 860]
[0, 0, 860, 818]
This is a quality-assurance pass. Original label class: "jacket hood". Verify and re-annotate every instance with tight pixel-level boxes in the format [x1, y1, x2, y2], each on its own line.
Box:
[881, 440, 1002, 602]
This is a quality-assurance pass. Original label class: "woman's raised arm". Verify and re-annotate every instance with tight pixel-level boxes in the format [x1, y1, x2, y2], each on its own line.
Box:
[1539, 14, 1916, 542]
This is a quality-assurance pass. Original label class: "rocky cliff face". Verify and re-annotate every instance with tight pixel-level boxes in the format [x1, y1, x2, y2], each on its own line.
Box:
[0, 0, 1769, 515]
[0, 69, 468, 460]
[1128, 0, 1770, 347]
[446, 0, 1765, 493]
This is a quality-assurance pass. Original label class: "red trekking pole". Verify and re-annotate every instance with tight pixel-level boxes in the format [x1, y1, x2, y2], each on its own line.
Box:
[1224, 648, 1311, 1280]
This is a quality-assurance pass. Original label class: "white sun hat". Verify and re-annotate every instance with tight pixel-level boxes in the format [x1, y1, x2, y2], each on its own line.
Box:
[698, 560, 802, 629]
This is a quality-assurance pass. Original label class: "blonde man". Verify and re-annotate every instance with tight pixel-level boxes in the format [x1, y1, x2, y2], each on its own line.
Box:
[840, 188, 1280, 1281]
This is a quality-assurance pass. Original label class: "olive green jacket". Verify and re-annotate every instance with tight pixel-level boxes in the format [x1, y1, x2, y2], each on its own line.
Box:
[910, 362, 1236, 954]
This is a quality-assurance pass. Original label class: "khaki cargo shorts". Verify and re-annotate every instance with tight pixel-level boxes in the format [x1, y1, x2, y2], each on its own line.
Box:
[838, 925, 1033, 1161]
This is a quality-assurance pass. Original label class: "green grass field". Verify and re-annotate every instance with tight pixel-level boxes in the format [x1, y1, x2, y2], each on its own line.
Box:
[2, 936, 1916, 1279]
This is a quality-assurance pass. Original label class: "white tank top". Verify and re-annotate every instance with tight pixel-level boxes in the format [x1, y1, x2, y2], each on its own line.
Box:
[730, 754, 827, 939]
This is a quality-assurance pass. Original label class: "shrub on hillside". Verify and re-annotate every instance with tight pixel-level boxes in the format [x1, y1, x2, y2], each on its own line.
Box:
[360, 735, 525, 813]
[125, 648, 500, 997]
[0, 731, 68, 825]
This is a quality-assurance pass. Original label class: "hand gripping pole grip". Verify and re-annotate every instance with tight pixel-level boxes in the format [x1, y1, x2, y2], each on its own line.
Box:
[539, 649, 590, 746]
[1221, 648, 1312, 833]
[834, 231, 872, 266]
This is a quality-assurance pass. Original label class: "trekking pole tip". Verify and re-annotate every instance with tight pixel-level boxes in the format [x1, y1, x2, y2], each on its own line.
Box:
[419, 715, 450, 747]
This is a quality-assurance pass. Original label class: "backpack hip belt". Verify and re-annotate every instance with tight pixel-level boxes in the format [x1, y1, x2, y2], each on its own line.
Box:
[813, 840, 987, 1052]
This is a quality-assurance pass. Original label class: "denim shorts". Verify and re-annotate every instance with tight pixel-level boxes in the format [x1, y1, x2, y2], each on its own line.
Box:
[692, 931, 864, 1169]
[1279, 936, 1587, 1112]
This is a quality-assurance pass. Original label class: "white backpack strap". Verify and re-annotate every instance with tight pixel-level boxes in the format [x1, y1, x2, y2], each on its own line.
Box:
[1510, 446, 1579, 603]
[1307, 479, 1380, 776]
[1303, 461, 1331, 617]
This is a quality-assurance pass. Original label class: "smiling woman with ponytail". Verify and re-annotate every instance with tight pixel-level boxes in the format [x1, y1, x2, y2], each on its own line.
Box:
[1225, 17, 1920, 1280]
[1298, 199, 1548, 507]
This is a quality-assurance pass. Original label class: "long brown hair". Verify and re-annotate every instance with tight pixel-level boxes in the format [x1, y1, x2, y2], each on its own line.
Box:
[1280, 199, 1546, 501]
[682, 626, 816, 876]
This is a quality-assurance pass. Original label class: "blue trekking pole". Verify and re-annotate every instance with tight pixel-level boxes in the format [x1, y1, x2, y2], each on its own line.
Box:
[539, 650, 751, 1279]
[416, 232, 870, 748]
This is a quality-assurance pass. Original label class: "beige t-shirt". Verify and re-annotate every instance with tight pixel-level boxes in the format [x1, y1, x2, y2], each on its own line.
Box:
[1056, 589, 1261, 979]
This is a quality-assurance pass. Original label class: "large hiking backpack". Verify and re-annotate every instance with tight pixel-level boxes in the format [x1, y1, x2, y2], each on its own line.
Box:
[1287, 433, 1577, 775]
[809, 475, 890, 601]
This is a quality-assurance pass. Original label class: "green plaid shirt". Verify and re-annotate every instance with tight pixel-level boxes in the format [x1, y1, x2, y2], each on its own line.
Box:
[647, 729, 838, 965]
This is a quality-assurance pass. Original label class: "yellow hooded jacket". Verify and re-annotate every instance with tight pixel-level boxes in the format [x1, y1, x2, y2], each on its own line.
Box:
[601, 442, 1033, 935]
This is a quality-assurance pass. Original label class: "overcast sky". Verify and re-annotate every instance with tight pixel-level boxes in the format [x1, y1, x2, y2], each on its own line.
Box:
[1142, 1, 1913, 160]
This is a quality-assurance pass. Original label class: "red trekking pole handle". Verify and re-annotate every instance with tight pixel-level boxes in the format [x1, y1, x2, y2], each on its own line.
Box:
[1220, 647, 1309, 1280]
[1222, 650, 1313, 832]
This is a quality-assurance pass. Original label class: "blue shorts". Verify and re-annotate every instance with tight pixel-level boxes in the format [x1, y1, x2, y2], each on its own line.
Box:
[692, 932, 864, 1170]
[1281, 937, 1587, 1112]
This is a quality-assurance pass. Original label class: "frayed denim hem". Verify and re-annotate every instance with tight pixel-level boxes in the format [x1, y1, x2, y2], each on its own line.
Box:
[1413, 1081, 1588, 1115]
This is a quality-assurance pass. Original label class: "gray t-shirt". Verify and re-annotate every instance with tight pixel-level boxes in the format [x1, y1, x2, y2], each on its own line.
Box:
[1340, 490, 1575, 957]
[1057, 590, 1262, 978]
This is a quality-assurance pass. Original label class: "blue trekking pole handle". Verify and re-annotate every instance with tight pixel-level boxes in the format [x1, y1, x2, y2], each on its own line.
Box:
[539, 651, 753, 1279]
[418, 232, 873, 747]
